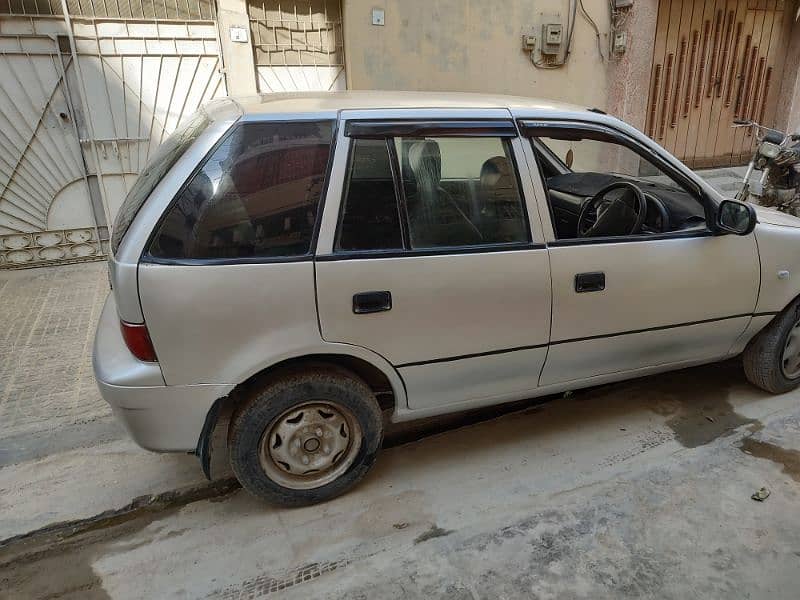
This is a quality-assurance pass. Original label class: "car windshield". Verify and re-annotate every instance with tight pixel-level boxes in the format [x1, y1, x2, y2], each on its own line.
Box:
[110, 111, 210, 254]
[536, 134, 685, 193]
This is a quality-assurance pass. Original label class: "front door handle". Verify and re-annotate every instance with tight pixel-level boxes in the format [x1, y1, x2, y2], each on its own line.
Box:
[353, 291, 392, 314]
[575, 272, 605, 293]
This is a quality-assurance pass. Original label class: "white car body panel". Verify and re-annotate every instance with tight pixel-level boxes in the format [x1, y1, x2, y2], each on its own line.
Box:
[542, 234, 760, 384]
[541, 318, 751, 386]
[315, 250, 551, 367]
[397, 347, 549, 411]
[138, 261, 321, 385]
[753, 220, 800, 314]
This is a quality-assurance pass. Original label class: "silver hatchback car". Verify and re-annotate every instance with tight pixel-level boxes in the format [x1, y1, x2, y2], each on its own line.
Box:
[94, 91, 800, 506]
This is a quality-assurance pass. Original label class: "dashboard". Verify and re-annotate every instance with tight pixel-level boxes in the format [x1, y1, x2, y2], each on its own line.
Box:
[544, 172, 707, 239]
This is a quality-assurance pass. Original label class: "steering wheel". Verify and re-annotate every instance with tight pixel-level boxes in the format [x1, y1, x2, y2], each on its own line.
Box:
[577, 181, 647, 238]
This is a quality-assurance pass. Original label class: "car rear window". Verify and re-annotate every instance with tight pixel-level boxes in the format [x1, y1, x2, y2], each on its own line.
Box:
[146, 120, 334, 261]
[110, 111, 210, 254]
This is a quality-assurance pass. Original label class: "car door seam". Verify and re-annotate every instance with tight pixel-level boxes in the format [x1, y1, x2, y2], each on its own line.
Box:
[550, 313, 754, 345]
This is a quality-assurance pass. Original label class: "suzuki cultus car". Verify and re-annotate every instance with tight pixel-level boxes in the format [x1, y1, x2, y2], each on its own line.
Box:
[94, 92, 800, 506]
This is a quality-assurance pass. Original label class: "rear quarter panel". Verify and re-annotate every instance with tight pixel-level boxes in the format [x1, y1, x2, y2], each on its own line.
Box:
[138, 262, 321, 385]
[111, 103, 241, 323]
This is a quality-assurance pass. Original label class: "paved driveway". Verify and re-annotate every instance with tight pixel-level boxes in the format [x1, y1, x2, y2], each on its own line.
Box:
[2, 223, 800, 598]
[0, 262, 117, 467]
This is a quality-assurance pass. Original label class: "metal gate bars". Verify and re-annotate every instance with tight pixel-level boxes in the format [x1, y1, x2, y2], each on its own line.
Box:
[0, 0, 226, 267]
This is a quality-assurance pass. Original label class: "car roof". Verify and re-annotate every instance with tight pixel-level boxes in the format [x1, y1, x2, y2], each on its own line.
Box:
[222, 90, 592, 118]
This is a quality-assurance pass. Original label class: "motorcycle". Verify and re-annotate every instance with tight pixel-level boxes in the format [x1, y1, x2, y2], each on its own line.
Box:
[732, 119, 800, 216]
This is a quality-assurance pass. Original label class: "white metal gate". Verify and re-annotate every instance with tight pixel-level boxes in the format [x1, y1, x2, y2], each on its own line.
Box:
[0, 22, 99, 265]
[0, 1, 226, 268]
[248, 0, 345, 93]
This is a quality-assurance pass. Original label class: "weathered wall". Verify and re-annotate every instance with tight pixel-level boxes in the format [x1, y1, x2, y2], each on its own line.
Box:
[218, 0, 259, 96]
[606, 0, 658, 131]
[342, 0, 615, 110]
[776, 3, 800, 134]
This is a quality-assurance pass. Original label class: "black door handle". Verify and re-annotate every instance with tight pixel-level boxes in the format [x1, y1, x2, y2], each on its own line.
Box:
[353, 291, 392, 314]
[575, 272, 605, 293]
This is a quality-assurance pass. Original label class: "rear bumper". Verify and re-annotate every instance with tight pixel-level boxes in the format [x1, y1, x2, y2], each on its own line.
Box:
[96, 379, 231, 451]
[93, 292, 233, 452]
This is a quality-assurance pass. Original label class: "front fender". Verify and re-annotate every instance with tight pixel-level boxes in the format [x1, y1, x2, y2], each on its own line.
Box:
[754, 222, 800, 314]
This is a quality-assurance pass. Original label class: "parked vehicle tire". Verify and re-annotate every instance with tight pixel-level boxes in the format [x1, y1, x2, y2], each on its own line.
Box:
[743, 298, 800, 394]
[228, 369, 384, 507]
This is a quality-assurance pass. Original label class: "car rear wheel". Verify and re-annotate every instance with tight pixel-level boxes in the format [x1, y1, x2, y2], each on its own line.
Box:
[228, 369, 383, 507]
[743, 299, 800, 394]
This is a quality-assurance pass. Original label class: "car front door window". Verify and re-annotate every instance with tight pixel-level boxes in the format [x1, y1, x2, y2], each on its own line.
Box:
[531, 130, 707, 241]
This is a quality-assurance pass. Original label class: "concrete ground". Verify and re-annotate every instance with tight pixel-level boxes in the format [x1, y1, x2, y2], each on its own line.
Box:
[2, 224, 800, 598]
[0, 263, 212, 541]
[695, 166, 748, 197]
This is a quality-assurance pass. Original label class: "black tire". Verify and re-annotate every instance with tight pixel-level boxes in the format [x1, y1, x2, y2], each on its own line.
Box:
[743, 298, 800, 394]
[228, 368, 383, 507]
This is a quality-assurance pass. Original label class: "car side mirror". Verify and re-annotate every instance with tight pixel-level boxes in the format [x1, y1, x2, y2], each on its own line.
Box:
[717, 199, 756, 235]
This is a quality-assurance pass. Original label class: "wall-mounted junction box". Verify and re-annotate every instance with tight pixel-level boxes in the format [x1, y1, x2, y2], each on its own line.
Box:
[613, 30, 628, 53]
[521, 34, 537, 51]
[229, 26, 248, 43]
[541, 22, 563, 54]
[526, 13, 565, 65]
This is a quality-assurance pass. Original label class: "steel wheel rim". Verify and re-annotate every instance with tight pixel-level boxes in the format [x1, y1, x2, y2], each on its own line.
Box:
[259, 401, 362, 491]
[782, 319, 800, 379]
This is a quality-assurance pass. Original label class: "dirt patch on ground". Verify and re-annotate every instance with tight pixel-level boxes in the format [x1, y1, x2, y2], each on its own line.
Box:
[665, 398, 758, 448]
[629, 361, 764, 448]
[414, 524, 453, 545]
[739, 438, 800, 482]
[0, 542, 111, 600]
[0, 478, 241, 569]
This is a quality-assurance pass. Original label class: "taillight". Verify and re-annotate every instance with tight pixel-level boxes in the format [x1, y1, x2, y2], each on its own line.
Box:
[120, 321, 158, 362]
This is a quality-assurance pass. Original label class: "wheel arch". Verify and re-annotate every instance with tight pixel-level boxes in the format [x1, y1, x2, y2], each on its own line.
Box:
[728, 290, 800, 359]
[233, 352, 401, 411]
[196, 349, 406, 479]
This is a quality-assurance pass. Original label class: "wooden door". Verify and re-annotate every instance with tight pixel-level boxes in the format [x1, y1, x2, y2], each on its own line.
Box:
[645, 0, 790, 168]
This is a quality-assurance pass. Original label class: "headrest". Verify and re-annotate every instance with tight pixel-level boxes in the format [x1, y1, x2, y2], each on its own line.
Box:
[408, 139, 442, 185]
[480, 156, 513, 189]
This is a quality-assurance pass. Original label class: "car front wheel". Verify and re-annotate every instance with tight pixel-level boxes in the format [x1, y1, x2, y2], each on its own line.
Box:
[743, 298, 800, 394]
[228, 369, 384, 506]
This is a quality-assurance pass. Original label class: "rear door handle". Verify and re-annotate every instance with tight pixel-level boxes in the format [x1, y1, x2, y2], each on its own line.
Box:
[353, 291, 392, 314]
[575, 272, 605, 293]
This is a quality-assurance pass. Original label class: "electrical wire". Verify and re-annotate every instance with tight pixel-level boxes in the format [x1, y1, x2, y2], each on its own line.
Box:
[579, 0, 605, 62]
[565, 0, 577, 59]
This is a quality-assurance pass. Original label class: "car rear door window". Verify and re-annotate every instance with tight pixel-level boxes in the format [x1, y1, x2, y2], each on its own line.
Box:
[148, 120, 334, 260]
[337, 138, 403, 251]
[396, 136, 529, 249]
[335, 133, 530, 253]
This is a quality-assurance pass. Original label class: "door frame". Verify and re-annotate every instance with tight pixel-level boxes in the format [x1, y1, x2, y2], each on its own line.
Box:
[515, 115, 761, 386]
[314, 108, 554, 416]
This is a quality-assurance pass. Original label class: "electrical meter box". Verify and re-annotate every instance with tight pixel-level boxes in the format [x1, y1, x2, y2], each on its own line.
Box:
[541, 22, 563, 55]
